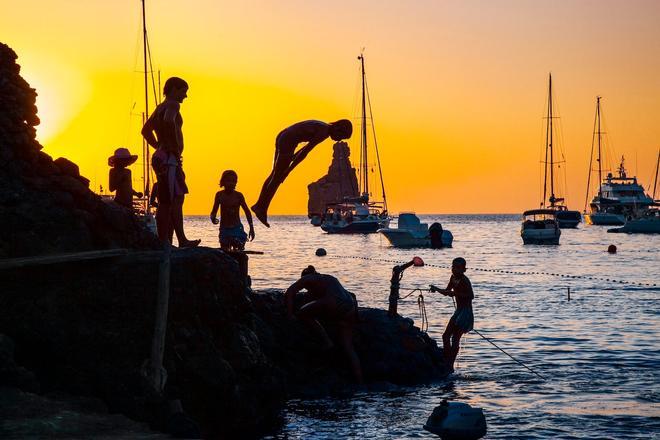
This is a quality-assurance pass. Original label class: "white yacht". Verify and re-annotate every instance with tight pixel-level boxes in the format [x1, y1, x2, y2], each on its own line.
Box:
[585, 158, 654, 226]
[583, 97, 654, 225]
[608, 208, 660, 234]
[378, 213, 453, 248]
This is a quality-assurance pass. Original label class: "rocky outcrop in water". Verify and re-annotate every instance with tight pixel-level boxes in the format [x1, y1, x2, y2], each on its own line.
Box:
[0, 42, 158, 258]
[307, 141, 359, 217]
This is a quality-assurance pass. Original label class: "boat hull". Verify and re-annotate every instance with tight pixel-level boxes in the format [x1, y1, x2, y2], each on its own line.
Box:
[378, 229, 453, 248]
[585, 212, 625, 226]
[321, 218, 390, 234]
[607, 218, 660, 234]
[521, 228, 561, 245]
[556, 210, 581, 228]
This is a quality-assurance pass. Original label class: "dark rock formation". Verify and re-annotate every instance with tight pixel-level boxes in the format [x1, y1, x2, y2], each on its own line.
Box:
[307, 141, 359, 217]
[0, 42, 448, 438]
[0, 42, 159, 258]
[1, 249, 446, 437]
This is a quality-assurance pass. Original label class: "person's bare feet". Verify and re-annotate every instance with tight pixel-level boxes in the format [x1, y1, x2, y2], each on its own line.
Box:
[179, 239, 201, 248]
[251, 204, 270, 228]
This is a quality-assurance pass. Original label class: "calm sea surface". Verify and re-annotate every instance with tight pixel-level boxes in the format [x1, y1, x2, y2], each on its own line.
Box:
[185, 214, 659, 439]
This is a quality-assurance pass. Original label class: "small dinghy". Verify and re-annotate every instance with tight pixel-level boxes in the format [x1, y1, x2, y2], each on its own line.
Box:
[423, 400, 487, 440]
[378, 213, 453, 248]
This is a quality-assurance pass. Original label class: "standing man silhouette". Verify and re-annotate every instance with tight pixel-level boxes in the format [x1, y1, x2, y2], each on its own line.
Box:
[251, 119, 352, 227]
[141, 76, 200, 247]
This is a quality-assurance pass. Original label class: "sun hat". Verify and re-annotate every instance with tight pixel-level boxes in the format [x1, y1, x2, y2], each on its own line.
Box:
[108, 147, 138, 167]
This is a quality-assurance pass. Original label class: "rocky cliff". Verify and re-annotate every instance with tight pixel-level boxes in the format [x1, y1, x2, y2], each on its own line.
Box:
[307, 141, 359, 217]
[0, 42, 158, 258]
[0, 42, 447, 438]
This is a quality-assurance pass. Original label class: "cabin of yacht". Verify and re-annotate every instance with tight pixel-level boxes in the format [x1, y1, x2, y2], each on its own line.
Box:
[585, 161, 654, 226]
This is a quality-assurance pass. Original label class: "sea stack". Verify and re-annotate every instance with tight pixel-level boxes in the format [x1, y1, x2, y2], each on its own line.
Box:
[307, 141, 359, 218]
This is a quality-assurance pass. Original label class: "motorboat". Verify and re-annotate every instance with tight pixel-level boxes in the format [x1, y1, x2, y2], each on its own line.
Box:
[378, 213, 453, 248]
[608, 208, 660, 234]
[583, 97, 654, 226]
[521, 209, 561, 245]
[423, 400, 487, 440]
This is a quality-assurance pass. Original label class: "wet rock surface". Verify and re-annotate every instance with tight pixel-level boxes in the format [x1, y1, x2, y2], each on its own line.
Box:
[307, 141, 359, 217]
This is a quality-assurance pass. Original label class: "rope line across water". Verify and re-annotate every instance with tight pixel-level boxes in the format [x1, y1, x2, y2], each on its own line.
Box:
[328, 255, 658, 288]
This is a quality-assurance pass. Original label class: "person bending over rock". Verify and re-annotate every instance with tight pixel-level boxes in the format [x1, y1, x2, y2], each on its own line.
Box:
[141, 76, 200, 247]
[108, 147, 143, 208]
[284, 265, 363, 384]
[210, 170, 255, 251]
[430, 257, 474, 372]
[252, 119, 353, 227]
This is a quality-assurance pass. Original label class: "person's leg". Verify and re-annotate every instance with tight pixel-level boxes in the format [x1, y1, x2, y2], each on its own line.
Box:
[448, 330, 464, 369]
[171, 195, 200, 248]
[442, 319, 461, 371]
[155, 203, 172, 243]
[297, 299, 334, 350]
[252, 144, 294, 227]
[338, 319, 363, 384]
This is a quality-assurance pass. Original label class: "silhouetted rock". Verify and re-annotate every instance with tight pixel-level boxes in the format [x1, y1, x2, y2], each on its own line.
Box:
[307, 141, 359, 217]
[0, 42, 159, 258]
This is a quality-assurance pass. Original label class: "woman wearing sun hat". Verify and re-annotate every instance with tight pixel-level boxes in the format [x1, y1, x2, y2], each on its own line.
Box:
[108, 147, 142, 208]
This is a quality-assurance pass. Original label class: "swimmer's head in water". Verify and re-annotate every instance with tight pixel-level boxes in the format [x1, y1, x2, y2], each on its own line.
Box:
[329, 119, 353, 141]
[301, 265, 317, 277]
[220, 170, 238, 189]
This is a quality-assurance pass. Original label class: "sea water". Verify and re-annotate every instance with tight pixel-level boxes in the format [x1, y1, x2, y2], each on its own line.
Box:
[185, 214, 659, 439]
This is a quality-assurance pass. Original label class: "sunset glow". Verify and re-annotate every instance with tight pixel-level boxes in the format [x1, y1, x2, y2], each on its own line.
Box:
[2, 0, 659, 214]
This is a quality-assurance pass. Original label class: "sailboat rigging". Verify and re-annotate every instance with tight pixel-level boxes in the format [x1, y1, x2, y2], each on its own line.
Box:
[583, 97, 654, 226]
[320, 53, 391, 234]
[539, 74, 581, 228]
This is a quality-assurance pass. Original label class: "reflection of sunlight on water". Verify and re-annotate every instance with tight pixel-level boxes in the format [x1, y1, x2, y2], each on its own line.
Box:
[186, 214, 660, 439]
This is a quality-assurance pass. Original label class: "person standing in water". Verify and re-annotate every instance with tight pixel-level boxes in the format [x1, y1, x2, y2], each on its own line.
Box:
[141, 76, 200, 247]
[430, 257, 474, 372]
[284, 266, 363, 384]
[251, 119, 353, 227]
[210, 170, 255, 250]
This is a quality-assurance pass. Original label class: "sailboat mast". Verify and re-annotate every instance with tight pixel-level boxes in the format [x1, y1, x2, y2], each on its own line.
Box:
[548, 74, 555, 206]
[653, 148, 659, 201]
[358, 54, 368, 198]
[596, 96, 602, 189]
[141, 0, 151, 205]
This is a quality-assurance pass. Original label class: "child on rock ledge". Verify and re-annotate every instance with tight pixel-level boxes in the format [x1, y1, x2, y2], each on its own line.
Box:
[108, 147, 142, 209]
[210, 170, 255, 251]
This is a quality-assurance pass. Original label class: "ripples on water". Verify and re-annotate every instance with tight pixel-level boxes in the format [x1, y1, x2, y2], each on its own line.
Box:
[185, 215, 660, 439]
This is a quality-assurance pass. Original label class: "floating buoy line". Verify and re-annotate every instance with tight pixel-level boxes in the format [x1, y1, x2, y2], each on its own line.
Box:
[329, 255, 659, 289]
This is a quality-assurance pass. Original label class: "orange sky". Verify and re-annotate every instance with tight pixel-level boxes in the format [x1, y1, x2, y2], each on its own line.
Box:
[2, 0, 659, 214]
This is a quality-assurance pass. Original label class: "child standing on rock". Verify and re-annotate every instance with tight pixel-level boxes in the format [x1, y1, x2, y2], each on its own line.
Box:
[210, 170, 255, 250]
[108, 147, 142, 208]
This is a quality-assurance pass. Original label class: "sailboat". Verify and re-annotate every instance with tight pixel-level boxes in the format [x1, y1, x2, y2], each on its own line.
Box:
[320, 54, 391, 234]
[538, 74, 581, 228]
[583, 97, 654, 225]
[521, 74, 568, 245]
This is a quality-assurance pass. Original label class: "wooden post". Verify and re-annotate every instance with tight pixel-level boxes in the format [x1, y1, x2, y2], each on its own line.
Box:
[144, 242, 171, 394]
[567, 287, 571, 301]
